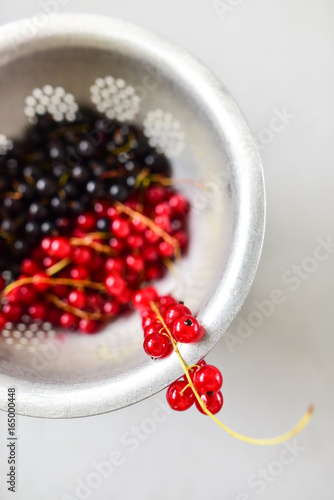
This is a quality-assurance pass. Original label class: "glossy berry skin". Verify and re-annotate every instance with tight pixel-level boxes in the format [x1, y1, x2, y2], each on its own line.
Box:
[104, 273, 126, 296]
[144, 322, 163, 337]
[193, 365, 223, 395]
[68, 290, 86, 308]
[0, 313, 6, 330]
[166, 380, 195, 411]
[143, 333, 169, 358]
[59, 312, 78, 330]
[171, 315, 200, 343]
[133, 286, 158, 311]
[195, 391, 224, 415]
[48, 237, 72, 259]
[2, 303, 23, 323]
[164, 303, 191, 327]
[79, 319, 99, 334]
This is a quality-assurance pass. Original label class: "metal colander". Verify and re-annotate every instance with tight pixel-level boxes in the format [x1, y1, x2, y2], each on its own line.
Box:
[0, 14, 265, 418]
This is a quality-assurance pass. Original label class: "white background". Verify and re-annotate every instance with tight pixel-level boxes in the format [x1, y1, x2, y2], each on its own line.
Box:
[0, 1, 333, 499]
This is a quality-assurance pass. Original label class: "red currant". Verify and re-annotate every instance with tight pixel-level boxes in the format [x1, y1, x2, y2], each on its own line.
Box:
[193, 365, 223, 394]
[28, 303, 47, 320]
[68, 290, 86, 308]
[79, 319, 99, 334]
[2, 303, 23, 323]
[77, 213, 97, 231]
[60, 312, 78, 330]
[71, 246, 93, 265]
[195, 391, 224, 415]
[164, 302, 191, 326]
[171, 315, 200, 343]
[104, 273, 126, 296]
[133, 286, 158, 310]
[166, 380, 195, 411]
[48, 237, 72, 259]
[0, 313, 6, 330]
[143, 333, 169, 358]
[112, 218, 130, 239]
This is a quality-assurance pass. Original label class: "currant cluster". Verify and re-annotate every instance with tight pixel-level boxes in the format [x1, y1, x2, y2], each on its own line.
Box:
[0, 185, 189, 334]
[133, 287, 224, 416]
[0, 109, 171, 280]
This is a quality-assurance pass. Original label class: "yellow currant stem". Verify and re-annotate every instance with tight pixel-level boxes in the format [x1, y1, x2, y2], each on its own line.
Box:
[83, 232, 112, 240]
[115, 202, 180, 257]
[134, 168, 151, 188]
[3, 277, 106, 296]
[70, 237, 114, 255]
[46, 258, 71, 276]
[149, 302, 314, 445]
[47, 294, 107, 321]
[180, 383, 191, 396]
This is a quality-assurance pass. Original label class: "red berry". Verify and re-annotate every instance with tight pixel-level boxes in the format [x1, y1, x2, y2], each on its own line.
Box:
[142, 314, 157, 329]
[144, 228, 160, 245]
[126, 255, 145, 273]
[193, 365, 223, 394]
[171, 315, 200, 343]
[60, 312, 78, 330]
[146, 264, 163, 281]
[146, 185, 166, 205]
[117, 288, 133, 305]
[158, 241, 175, 258]
[144, 322, 163, 337]
[107, 206, 117, 218]
[133, 286, 158, 310]
[126, 234, 144, 249]
[77, 213, 96, 231]
[0, 313, 6, 330]
[169, 194, 190, 214]
[109, 237, 124, 252]
[53, 284, 68, 297]
[155, 202, 172, 216]
[48, 237, 72, 259]
[131, 217, 147, 233]
[103, 300, 120, 316]
[104, 273, 126, 296]
[71, 246, 93, 265]
[105, 257, 123, 274]
[43, 256, 57, 268]
[32, 273, 51, 292]
[79, 319, 99, 334]
[70, 267, 89, 280]
[13, 285, 36, 304]
[154, 214, 172, 233]
[112, 218, 130, 239]
[20, 259, 41, 276]
[195, 391, 224, 415]
[68, 290, 86, 308]
[2, 303, 23, 323]
[143, 246, 159, 262]
[143, 333, 169, 358]
[164, 302, 191, 326]
[28, 303, 47, 320]
[166, 380, 195, 411]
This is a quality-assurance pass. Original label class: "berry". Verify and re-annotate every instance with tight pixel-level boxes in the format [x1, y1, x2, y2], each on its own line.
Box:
[60, 312, 78, 330]
[0, 313, 6, 330]
[71, 246, 93, 265]
[32, 273, 51, 292]
[104, 273, 126, 296]
[164, 302, 191, 326]
[195, 391, 224, 415]
[171, 315, 200, 343]
[79, 319, 99, 334]
[166, 381, 195, 411]
[193, 365, 223, 395]
[28, 303, 47, 320]
[70, 267, 89, 280]
[133, 287, 158, 310]
[68, 290, 86, 308]
[2, 303, 23, 323]
[48, 237, 72, 259]
[143, 333, 169, 358]
[144, 322, 163, 337]
[111, 218, 130, 239]
[77, 213, 96, 231]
